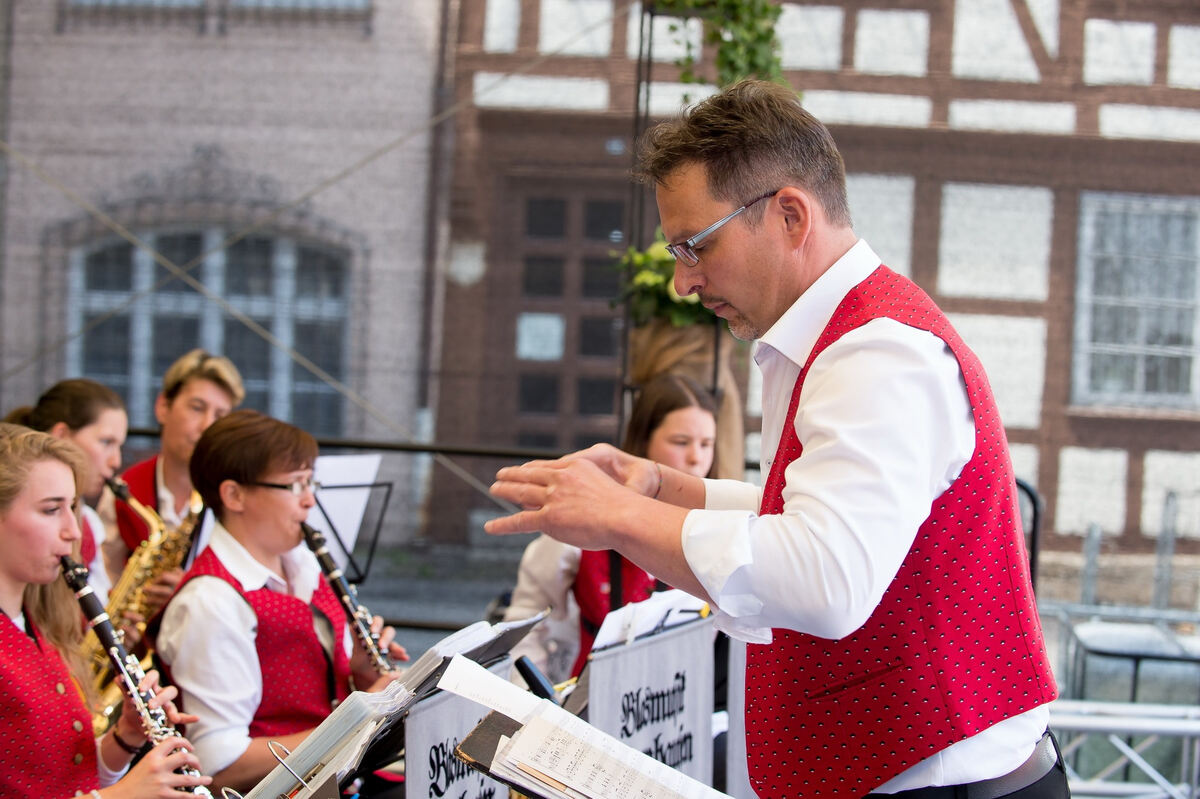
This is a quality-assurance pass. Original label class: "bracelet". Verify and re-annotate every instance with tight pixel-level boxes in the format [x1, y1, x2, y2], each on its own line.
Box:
[652, 462, 663, 499]
[111, 728, 144, 755]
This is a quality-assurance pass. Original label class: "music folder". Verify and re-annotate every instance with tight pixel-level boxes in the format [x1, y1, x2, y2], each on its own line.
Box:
[241, 612, 547, 799]
[441, 655, 731, 799]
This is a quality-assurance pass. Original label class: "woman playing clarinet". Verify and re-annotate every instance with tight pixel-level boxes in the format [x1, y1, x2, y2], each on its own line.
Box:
[155, 409, 408, 794]
[0, 423, 209, 797]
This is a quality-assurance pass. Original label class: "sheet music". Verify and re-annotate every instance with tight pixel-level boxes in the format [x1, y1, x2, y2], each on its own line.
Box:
[591, 589, 709, 652]
[439, 656, 729, 799]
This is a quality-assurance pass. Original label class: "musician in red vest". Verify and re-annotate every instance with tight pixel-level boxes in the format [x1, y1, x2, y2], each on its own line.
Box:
[154, 410, 407, 794]
[504, 372, 718, 681]
[110, 349, 244, 612]
[485, 80, 1064, 799]
[0, 423, 209, 797]
[4, 378, 129, 607]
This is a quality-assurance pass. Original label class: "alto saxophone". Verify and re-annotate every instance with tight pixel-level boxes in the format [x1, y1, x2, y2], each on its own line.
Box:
[87, 477, 203, 732]
[301, 522, 396, 674]
[61, 556, 214, 797]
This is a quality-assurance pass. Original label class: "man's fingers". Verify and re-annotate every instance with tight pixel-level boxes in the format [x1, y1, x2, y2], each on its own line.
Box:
[484, 509, 543, 535]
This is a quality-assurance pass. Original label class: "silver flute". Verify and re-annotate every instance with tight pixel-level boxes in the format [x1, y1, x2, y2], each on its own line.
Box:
[61, 556, 213, 796]
[300, 522, 395, 674]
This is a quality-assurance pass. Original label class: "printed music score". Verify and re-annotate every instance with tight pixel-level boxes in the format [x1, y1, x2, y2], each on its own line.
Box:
[439, 655, 729, 799]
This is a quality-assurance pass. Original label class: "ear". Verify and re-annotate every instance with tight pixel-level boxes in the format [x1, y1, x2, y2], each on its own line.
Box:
[153, 393, 170, 426]
[47, 421, 73, 440]
[774, 187, 814, 247]
[219, 479, 246, 514]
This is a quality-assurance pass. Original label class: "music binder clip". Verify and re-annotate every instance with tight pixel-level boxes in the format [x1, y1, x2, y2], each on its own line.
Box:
[267, 741, 309, 799]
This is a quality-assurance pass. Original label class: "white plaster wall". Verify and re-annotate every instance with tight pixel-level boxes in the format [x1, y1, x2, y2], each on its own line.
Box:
[1169, 26, 1200, 89]
[938, 183, 1052, 301]
[1026, 0, 1059, 58]
[948, 100, 1075, 135]
[1142, 451, 1200, 540]
[624, 3, 702, 62]
[947, 313, 1046, 430]
[1008, 443, 1039, 486]
[777, 5, 843, 71]
[474, 72, 610, 110]
[516, 312, 565, 361]
[1099, 105, 1200, 143]
[539, 0, 613, 57]
[855, 10, 929, 77]
[1084, 19, 1155, 86]
[952, 0, 1039, 82]
[1056, 447, 1128, 536]
[484, 0, 520, 53]
[642, 81, 719, 116]
[845, 173, 914, 277]
[801, 91, 931, 127]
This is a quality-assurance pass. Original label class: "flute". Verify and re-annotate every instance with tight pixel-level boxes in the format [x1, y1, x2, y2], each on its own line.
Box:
[60, 556, 214, 797]
[300, 522, 395, 674]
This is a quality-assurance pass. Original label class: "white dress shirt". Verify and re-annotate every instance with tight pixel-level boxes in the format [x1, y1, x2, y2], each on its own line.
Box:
[80, 504, 112, 607]
[681, 239, 1048, 792]
[156, 523, 350, 775]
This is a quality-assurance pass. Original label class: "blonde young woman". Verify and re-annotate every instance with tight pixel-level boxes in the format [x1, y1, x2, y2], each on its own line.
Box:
[4, 378, 128, 604]
[0, 423, 210, 797]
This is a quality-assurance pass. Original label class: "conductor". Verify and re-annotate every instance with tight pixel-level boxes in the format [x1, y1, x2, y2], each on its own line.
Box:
[485, 80, 1065, 799]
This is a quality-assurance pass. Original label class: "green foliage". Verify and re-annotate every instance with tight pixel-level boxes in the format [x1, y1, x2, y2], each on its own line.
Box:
[615, 229, 716, 328]
[653, 0, 784, 87]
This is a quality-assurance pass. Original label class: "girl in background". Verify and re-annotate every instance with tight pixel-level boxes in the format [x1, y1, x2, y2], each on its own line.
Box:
[503, 372, 718, 680]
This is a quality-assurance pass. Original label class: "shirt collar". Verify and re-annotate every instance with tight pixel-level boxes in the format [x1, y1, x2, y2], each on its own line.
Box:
[208, 522, 321, 600]
[755, 238, 881, 369]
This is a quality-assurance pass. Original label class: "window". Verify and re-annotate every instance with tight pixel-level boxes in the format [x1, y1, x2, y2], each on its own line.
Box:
[511, 189, 626, 447]
[67, 228, 351, 436]
[1074, 192, 1199, 410]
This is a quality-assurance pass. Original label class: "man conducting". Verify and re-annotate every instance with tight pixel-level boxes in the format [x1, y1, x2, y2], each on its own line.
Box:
[485, 80, 1064, 799]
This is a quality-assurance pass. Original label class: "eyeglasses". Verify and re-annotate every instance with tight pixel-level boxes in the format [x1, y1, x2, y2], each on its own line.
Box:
[665, 190, 779, 266]
[245, 478, 321, 496]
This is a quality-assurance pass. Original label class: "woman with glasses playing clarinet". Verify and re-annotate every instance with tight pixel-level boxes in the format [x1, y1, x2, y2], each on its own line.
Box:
[154, 409, 408, 795]
[0, 423, 209, 798]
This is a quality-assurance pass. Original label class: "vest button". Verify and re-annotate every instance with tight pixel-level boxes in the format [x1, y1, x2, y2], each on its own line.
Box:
[73, 752, 84, 764]
[56, 682, 66, 694]
[73, 720, 84, 732]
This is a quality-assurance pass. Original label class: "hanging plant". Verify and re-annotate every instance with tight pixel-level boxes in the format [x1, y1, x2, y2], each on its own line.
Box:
[649, 0, 784, 88]
[615, 229, 716, 328]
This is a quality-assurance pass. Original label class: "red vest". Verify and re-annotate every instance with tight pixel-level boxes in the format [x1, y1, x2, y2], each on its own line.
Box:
[745, 266, 1056, 798]
[115, 455, 158, 553]
[0, 613, 98, 795]
[172, 547, 352, 738]
[80, 514, 98, 573]
[570, 550, 659, 677]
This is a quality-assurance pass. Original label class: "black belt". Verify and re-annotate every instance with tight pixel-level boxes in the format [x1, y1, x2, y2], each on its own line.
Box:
[866, 731, 1059, 799]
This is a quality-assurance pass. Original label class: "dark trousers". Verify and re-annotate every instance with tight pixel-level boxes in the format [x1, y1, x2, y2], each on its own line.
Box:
[866, 733, 1071, 799]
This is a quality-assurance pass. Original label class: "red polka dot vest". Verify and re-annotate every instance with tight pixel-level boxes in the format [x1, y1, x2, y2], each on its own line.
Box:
[0, 613, 98, 795]
[745, 266, 1056, 798]
[175, 547, 352, 738]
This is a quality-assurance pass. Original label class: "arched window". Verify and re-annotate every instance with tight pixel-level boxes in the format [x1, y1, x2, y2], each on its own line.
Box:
[67, 227, 350, 437]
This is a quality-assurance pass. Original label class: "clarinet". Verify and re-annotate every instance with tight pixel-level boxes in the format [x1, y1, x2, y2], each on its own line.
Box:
[60, 556, 214, 797]
[300, 522, 395, 674]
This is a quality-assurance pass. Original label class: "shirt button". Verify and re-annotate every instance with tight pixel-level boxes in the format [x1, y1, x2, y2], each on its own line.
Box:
[73, 720, 84, 732]
[73, 753, 84, 764]
[56, 682, 66, 694]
